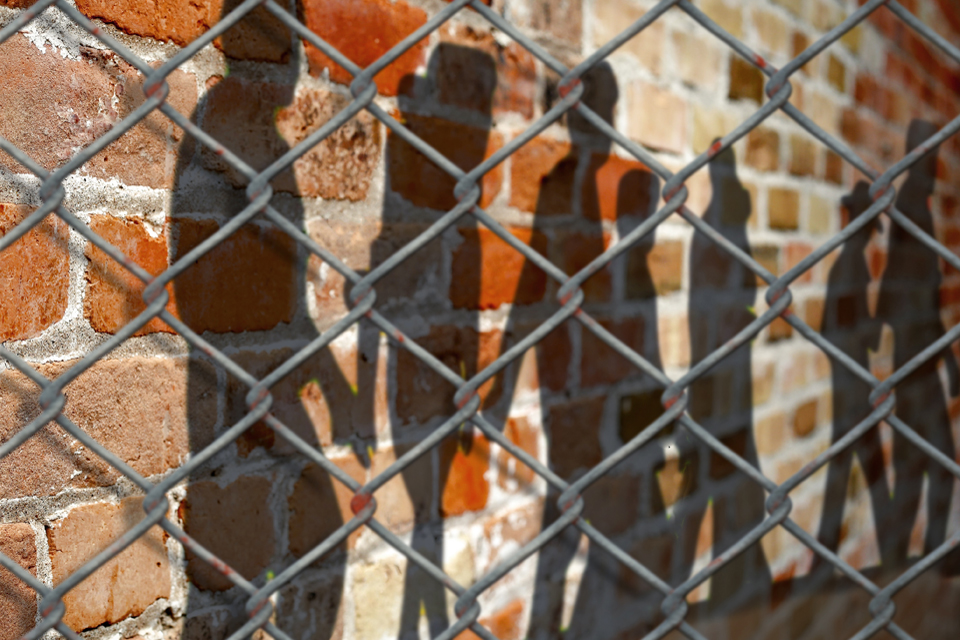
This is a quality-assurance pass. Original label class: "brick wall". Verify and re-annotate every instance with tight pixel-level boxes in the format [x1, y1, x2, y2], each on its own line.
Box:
[1, 1, 960, 639]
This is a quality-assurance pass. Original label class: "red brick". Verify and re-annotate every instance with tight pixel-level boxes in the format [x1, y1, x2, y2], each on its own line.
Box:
[0, 36, 196, 187]
[179, 476, 276, 591]
[440, 432, 491, 517]
[0, 524, 37, 640]
[509, 137, 575, 215]
[395, 326, 505, 424]
[172, 219, 297, 333]
[497, 416, 539, 490]
[0, 204, 69, 341]
[301, 0, 428, 97]
[76, 0, 290, 61]
[48, 498, 170, 631]
[439, 25, 537, 119]
[548, 396, 604, 479]
[201, 80, 381, 200]
[289, 456, 366, 553]
[450, 226, 548, 310]
[580, 318, 645, 387]
[85, 215, 175, 335]
[0, 357, 214, 499]
[387, 113, 503, 211]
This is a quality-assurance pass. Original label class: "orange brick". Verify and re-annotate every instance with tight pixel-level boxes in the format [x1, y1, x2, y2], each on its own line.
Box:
[85, 216, 175, 336]
[450, 226, 548, 310]
[76, 0, 290, 60]
[552, 230, 612, 303]
[510, 137, 575, 215]
[584, 153, 658, 222]
[440, 432, 491, 517]
[0, 204, 69, 341]
[301, 0, 428, 97]
[201, 79, 381, 200]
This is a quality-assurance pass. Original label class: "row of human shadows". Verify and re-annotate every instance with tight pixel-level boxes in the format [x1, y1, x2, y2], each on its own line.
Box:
[164, 35, 959, 640]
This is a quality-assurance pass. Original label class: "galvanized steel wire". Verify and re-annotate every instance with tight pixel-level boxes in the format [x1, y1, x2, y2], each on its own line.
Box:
[1, 0, 959, 638]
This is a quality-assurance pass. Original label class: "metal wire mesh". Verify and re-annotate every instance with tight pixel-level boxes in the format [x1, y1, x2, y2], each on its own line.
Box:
[1, 0, 959, 638]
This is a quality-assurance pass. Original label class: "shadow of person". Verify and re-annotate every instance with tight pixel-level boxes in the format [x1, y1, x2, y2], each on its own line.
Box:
[812, 182, 892, 579]
[464, 63, 663, 640]
[674, 145, 772, 626]
[169, 5, 357, 637]
[354, 44, 500, 639]
[877, 119, 960, 576]
[559, 168, 671, 639]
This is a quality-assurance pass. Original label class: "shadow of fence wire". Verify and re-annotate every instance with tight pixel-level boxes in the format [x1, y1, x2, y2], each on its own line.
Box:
[1, 0, 960, 639]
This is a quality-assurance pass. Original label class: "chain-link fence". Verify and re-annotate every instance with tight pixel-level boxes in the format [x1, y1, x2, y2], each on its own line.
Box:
[1, 0, 960, 638]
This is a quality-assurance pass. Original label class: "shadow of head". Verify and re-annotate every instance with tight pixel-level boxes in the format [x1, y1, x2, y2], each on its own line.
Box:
[904, 118, 940, 196]
[398, 43, 498, 119]
[841, 181, 882, 236]
[568, 62, 619, 147]
[707, 143, 751, 229]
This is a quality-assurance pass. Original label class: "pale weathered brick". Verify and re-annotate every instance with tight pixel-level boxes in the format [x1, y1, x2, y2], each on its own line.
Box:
[629, 81, 687, 154]
[48, 498, 170, 631]
[0, 524, 37, 640]
[0, 357, 215, 499]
